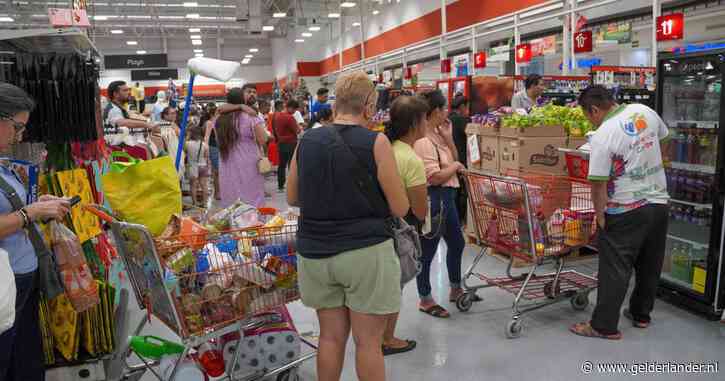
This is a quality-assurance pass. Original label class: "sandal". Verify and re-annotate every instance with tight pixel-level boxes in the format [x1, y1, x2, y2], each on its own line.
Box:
[419, 304, 450, 318]
[623, 309, 650, 329]
[569, 322, 622, 340]
[449, 292, 483, 303]
[382, 340, 417, 356]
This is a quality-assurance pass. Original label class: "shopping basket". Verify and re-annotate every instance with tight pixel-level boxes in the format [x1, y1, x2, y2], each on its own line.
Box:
[559, 148, 590, 180]
[456, 170, 598, 338]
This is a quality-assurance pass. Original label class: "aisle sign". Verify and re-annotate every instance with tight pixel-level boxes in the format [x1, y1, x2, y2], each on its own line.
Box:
[574, 31, 593, 53]
[131, 69, 179, 81]
[104, 54, 168, 69]
[657, 13, 684, 41]
[515, 43, 532, 63]
[441, 58, 452, 74]
[474, 52, 487, 69]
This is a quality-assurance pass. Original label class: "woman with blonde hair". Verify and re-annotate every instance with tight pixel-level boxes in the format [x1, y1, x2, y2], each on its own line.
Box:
[286, 71, 409, 381]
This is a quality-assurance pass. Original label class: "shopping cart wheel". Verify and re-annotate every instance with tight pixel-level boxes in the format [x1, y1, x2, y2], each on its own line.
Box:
[276, 367, 299, 381]
[570, 292, 590, 311]
[505, 319, 524, 339]
[455, 293, 474, 312]
[543, 281, 561, 299]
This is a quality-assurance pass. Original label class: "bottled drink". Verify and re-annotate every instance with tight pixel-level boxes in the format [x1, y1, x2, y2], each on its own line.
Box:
[676, 130, 688, 162]
[687, 129, 698, 164]
[698, 131, 711, 165]
[198, 342, 225, 377]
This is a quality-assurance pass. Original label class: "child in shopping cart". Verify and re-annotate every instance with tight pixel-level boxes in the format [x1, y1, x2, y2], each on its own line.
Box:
[184, 125, 211, 207]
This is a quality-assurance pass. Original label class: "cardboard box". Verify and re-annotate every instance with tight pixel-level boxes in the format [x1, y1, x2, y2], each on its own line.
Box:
[499, 136, 568, 176]
[500, 124, 566, 139]
[478, 135, 499, 173]
[466, 123, 499, 137]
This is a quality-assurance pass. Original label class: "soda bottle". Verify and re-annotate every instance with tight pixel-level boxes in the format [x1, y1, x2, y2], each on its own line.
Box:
[687, 129, 698, 164]
[198, 342, 225, 377]
[676, 129, 688, 162]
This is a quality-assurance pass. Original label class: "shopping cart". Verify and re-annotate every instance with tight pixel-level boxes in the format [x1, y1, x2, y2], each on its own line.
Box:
[457, 171, 598, 338]
[90, 206, 316, 381]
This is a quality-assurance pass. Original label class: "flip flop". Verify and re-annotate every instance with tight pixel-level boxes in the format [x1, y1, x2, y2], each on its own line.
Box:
[569, 322, 622, 340]
[419, 304, 450, 318]
[382, 340, 417, 356]
[623, 309, 650, 329]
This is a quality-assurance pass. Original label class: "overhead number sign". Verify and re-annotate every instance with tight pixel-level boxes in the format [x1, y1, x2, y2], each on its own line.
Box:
[515, 43, 532, 63]
[657, 13, 684, 41]
[574, 31, 593, 53]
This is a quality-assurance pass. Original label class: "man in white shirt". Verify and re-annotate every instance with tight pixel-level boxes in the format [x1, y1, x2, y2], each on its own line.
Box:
[510, 74, 545, 110]
[287, 99, 306, 130]
[104, 81, 156, 130]
[570, 86, 670, 341]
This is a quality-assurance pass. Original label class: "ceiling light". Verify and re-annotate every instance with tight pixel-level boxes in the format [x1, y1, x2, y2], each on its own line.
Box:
[188, 28, 201, 32]
[262, 25, 274, 31]
[93, 15, 109, 20]
[0, 16, 14, 22]
[352, 22, 360, 27]
[273, 12, 286, 18]
[309, 26, 321, 31]
[110, 29, 124, 34]
[193, 49, 203, 53]
[372, 10, 379, 15]
[340, 2, 356, 8]
[136, 50, 147, 55]
[249, 48, 259, 53]
[242, 58, 251, 64]
[295, 39, 305, 43]
[195, 53, 204, 57]
[190, 35, 201, 39]
[183, 2, 198, 7]
[186, 13, 200, 19]
[126, 41, 138, 45]
[302, 32, 312, 37]
[328, 13, 340, 18]
[192, 39, 202, 45]
[245, 54, 254, 58]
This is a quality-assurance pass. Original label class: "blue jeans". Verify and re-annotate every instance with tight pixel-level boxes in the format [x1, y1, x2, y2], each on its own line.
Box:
[416, 187, 465, 300]
[0, 270, 44, 381]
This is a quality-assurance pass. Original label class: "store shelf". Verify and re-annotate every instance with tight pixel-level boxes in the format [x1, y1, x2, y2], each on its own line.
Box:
[661, 273, 702, 293]
[667, 120, 719, 129]
[667, 218, 711, 246]
[669, 161, 717, 174]
[670, 198, 713, 209]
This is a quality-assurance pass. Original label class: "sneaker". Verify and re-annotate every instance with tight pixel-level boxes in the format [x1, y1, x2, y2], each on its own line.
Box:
[623, 309, 649, 328]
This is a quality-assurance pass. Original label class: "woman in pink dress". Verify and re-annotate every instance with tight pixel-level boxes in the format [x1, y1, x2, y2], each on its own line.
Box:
[216, 85, 268, 208]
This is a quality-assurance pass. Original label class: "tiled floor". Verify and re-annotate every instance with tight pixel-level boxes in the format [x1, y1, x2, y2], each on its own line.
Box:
[123, 181, 725, 381]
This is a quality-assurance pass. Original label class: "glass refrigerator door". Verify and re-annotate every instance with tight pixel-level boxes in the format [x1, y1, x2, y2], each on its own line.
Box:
[660, 55, 722, 297]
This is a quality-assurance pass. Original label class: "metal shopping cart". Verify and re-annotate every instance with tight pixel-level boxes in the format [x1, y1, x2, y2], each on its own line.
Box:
[91, 206, 316, 381]
[456, 171, 598, 338]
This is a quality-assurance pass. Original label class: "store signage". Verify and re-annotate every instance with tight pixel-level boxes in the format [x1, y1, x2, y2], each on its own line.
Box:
[440, 58, 452, 74]
[657, 13, 684, 41]
[48, 8, 90, 28]
[488, 44, 511, 63]
[131, 68, 179, 81]
[474, 52, 487, 69]
[558, 58, 602, 71]
[404, 67, 412, 80]
[454, 54, 469, 77]
[530, 36, 556, 57]
[515, 44, 532, 63]
[104, 54, 168, 69]
[672, 41, 725, 54]
[574, 31, 593, 53]
[596, 22, 632, 44]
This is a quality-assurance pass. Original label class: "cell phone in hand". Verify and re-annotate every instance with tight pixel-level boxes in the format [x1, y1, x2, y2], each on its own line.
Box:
[69, 196, 82, 207]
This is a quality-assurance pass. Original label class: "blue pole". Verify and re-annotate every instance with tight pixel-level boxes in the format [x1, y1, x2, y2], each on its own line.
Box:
[175, 74, 195, 170]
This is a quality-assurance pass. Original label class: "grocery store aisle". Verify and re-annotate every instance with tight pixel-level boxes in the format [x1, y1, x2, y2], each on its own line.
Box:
[264, 189, 725, 381]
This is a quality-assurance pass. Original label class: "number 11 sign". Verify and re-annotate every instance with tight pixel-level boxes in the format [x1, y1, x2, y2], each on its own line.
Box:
[657, 13, 684, 41]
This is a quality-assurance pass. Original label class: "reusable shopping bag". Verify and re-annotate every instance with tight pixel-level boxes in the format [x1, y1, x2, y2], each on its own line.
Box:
[101, 154, 182, 236]
[0, 248, 16, 334]
[51, 221, 100, 313]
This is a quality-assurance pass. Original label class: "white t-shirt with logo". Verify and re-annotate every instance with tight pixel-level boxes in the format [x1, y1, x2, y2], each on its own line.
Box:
[587, 103, 670, 214]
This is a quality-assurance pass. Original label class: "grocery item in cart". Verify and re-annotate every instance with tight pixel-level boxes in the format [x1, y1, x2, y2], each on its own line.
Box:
[51, 221, 100, 313]
[207, 199, 260, 231]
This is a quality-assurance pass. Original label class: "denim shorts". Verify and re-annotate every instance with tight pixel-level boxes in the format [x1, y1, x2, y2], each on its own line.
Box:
[208, 145, 220, 170]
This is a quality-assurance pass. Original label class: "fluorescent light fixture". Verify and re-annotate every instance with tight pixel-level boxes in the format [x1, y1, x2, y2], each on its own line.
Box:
[301, 32, 312, 37]
[309, 26, 321, 31]
[262, 25, 274, 31]
[186, 13, 200, 19]
[340, 2, 356, 8]
[188, 28, 201, 32]
[249, 48, 259, 53]
[136, 50, 147, 54]
[110, 29, 124, 34]
[126, 41, 138, 45]
[328, 13, 340, 18]
[183, 2, 198, 7]
[295, 39, 305, 43]
[190, 35, 201, 39]
[192, 39, 202, 45]
[195, 53, 204, 57]
[244, 54, 253, 58]
[372, 10, 379, 15]
[93, 15, 109, 20]
[0, 16, 12, 22]
[242, 58, 251, 64]
[273, 12, 286, 18]
[193, 49, 203, 53]
[352, 22, 360, 27]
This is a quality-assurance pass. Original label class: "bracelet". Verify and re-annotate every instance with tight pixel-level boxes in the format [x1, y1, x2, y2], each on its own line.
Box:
[17, 208, 30, 229]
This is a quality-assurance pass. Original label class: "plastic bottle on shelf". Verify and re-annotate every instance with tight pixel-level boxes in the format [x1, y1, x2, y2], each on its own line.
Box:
[675, 129, 688, 163]
[198, 342, 225, 377]
[687, 129, 698, 164]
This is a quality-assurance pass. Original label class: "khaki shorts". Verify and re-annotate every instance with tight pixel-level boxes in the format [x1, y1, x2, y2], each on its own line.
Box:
[298, 239, 401, 315]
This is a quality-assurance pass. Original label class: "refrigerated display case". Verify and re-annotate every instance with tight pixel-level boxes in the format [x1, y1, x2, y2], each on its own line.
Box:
[657, 50, 725, 319]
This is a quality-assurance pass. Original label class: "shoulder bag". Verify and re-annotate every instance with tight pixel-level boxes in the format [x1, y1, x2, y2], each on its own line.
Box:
[251, 117, 273, 175]
[330, 127, 422, 286]
[422, 141, 447, 240]
[0, 175, 65, 299]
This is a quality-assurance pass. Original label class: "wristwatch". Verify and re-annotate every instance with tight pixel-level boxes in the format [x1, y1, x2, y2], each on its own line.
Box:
[17, 208, 31, 229]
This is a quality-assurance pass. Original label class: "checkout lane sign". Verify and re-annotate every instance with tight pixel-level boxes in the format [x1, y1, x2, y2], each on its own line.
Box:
[657, 13, 684, 41]
[574, 31, 593, 53]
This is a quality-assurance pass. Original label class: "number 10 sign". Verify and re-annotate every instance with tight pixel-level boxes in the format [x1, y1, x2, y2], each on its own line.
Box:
[657, 13, 684, 41]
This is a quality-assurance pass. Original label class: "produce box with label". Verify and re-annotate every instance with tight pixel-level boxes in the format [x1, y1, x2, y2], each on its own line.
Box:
[499, 136, 569, 176]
